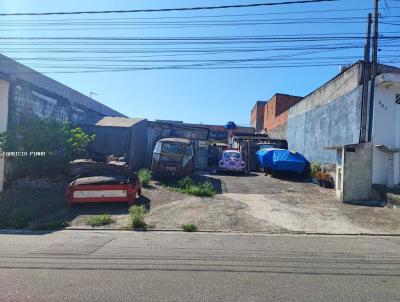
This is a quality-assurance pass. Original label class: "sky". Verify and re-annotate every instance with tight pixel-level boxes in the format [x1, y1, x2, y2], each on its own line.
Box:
[0, 0, 399, 126]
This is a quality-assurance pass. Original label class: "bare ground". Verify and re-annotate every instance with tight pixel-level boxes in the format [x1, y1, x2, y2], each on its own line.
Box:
[1, 172, 400, 234]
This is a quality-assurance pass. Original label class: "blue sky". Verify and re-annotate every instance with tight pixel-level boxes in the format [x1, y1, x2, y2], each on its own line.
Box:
[0, 0, 399, 126]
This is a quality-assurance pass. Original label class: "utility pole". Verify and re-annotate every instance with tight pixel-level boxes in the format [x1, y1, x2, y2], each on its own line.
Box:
[360, 13, 372, 143]
[367, 0, 379, 142]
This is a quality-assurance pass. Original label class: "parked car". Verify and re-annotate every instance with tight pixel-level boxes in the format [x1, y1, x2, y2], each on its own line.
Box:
[151, 138, 194, 177]
[218, 149, 245, 173]
[256, 148, 309, 176]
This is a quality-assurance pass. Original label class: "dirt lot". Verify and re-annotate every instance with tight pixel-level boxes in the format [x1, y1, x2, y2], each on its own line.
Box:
[144, 172, 400, 234]
[1, 172, 400, 234]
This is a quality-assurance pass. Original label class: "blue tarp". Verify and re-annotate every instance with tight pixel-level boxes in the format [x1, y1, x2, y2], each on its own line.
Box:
[256, 148, 309, 174]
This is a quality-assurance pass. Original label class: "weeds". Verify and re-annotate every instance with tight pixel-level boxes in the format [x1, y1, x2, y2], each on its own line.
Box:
[182, 223, 198, 232]
[85, 214, 113, 227]
[309, 161, 322, 178]
[164, 177, 216, 197]
[129, 205, 146, 229]
[138, 169, 152, 187]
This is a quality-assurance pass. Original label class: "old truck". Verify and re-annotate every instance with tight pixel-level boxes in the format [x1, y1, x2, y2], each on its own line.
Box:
[66, 158, 141, 207]
[151, 138, 194, 177]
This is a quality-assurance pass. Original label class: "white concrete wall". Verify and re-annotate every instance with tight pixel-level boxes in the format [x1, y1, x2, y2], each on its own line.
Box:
[342, 143, 374, 202]
[0, 80, 10, 192]
[286, 63, 363, 164]
[371, 77, 400, 185]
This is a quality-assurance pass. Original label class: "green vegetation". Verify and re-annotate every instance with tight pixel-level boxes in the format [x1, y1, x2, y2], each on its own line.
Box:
[10, 208, 32, 228]
[309, 161, 322, 178]
[138, 169, 152, 187]
[85, 214, 113, 227]
[129, 205, 146, 229]
[31, 220, 70, 231]
[182, 223, 198, 232]
[164, 177, 216, 197]
[0, 117, 95, 180]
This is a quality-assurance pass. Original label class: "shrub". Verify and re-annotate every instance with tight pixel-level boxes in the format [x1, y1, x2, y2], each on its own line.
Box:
[10, 208, 32, 228]
[85, 214, 113, 227]
[129, 205, 146, 228]
[177, 177, 194, 189]
[0, 117, 95, 180]
[182, 223, 198, 232]
[310, 162, 322, 178]
[138, 169, 152, 187]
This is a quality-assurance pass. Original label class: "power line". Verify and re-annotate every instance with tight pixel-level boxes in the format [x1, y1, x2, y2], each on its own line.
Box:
[0, 7, 384, 22]
[0, 0, 339, 16]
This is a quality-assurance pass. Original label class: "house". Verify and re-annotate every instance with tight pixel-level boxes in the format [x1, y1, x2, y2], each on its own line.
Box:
[285, 61, 400, 201]
[0, 54, 124, 191]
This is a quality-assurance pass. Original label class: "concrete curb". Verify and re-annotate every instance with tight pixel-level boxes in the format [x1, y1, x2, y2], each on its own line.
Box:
[2, 228, 400, 237]
[66, 228, 400, 236]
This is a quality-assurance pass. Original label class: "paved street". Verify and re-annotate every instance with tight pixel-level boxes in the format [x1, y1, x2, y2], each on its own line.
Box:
[0, 230, 399, 302]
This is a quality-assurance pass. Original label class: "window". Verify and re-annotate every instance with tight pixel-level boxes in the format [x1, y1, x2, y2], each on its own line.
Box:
[223, 152, 240, 159]
[396, 94, 400, 105]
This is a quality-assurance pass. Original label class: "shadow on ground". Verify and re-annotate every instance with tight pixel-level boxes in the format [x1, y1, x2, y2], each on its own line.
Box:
[344, 200, 386, 208]
[269, 173, 312, 184]
[0, 186, 152, 231]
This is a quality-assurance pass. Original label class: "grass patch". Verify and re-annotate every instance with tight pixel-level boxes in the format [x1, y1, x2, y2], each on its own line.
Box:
[138, 169, 152, 187]
[129, 205, 146, 229]
[10, 207, 32, 228]
[163, 177, 216, 197]
[85, 214, 113, 227]
[31, 220, 70, 231]
[182, 223, 197, 232]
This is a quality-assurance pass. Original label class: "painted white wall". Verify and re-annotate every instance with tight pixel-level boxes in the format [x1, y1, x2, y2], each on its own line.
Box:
[0, 80, 10, 192]
[371, 78, 400, 185]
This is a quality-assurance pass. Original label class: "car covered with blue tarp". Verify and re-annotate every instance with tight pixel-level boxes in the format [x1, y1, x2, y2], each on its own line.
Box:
[256, 148, 309, 175]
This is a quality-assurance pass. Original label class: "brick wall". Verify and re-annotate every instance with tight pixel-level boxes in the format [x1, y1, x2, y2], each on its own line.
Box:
[250, 101, 266, 132]
[264, 94, 302, 136]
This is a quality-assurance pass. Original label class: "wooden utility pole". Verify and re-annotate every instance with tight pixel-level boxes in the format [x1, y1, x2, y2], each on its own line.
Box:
[367, 0, 379, 142]
[360, 13, 372, 143]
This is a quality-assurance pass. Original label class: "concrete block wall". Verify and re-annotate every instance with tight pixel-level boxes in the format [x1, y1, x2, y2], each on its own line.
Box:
[287, 86, 362, 163]
[8, 80, 106, 127]
[286, 63, 364, 163]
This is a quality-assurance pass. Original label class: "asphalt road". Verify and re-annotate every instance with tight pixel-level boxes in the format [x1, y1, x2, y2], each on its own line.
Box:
[0, 230, 399, 302]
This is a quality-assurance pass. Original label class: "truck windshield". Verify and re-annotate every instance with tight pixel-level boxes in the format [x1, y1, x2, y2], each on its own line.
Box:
[161, 143, 183, 155]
